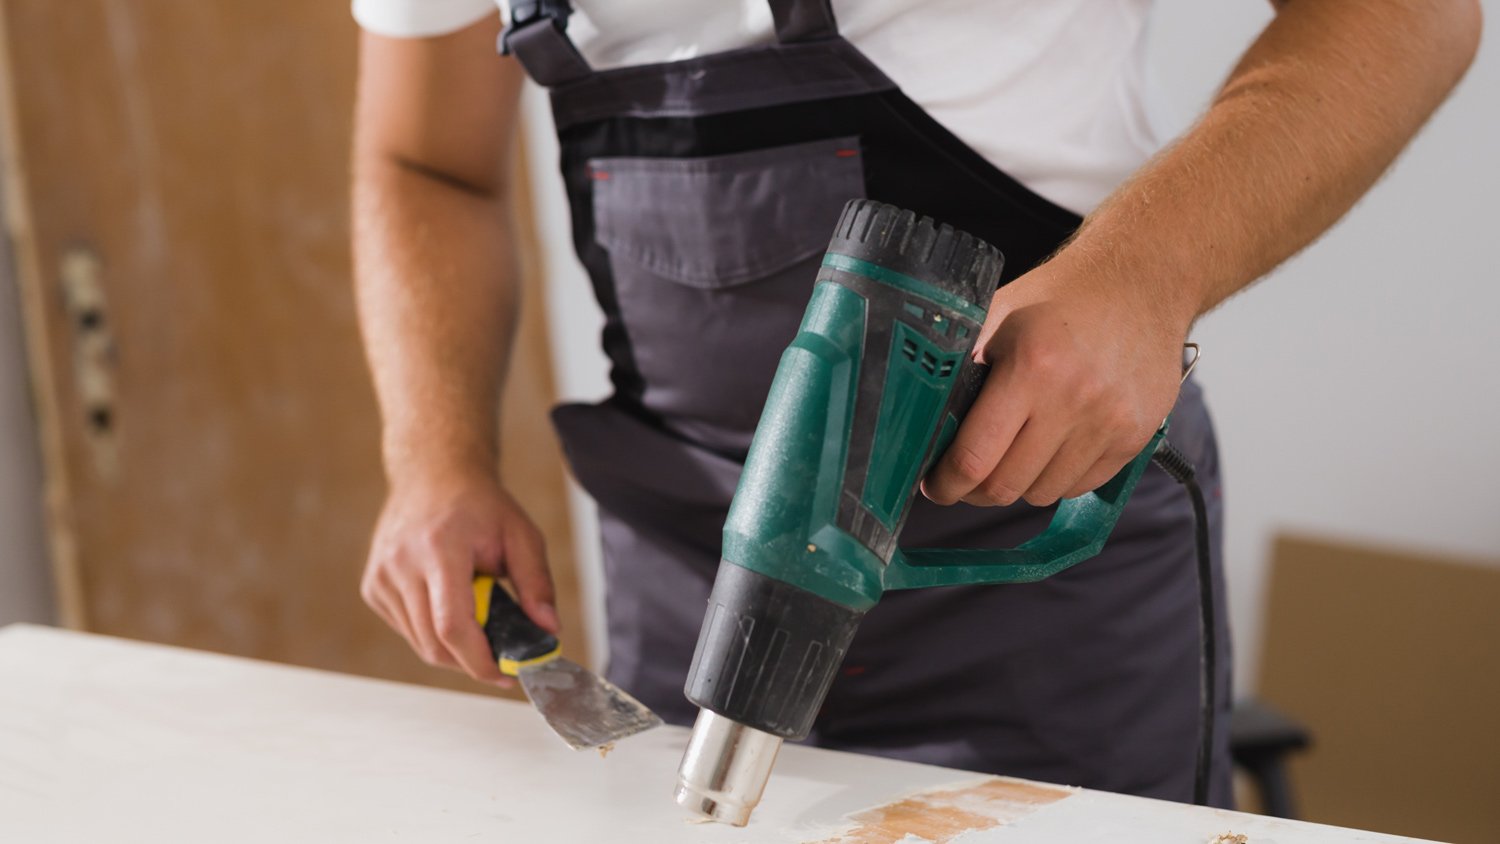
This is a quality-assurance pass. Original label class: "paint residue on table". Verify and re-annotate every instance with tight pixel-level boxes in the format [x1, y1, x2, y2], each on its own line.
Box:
[806, 777, 1073, 844]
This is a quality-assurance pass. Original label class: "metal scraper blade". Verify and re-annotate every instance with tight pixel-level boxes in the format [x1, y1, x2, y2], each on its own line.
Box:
[518, 657, 663, 750]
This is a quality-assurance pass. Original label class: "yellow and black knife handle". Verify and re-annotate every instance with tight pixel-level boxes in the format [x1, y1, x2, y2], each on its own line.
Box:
[472, 575, 560, 676]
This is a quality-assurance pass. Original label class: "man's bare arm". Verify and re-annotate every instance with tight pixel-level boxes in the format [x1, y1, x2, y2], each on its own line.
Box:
[1067, 0, 1483, 324]
[353, 21, 554, 685]
[354, 21, 521, 486]
[926, 0, 1481, 507]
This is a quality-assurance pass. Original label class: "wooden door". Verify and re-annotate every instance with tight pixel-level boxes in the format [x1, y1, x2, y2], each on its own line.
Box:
[0, 1, 584, 694]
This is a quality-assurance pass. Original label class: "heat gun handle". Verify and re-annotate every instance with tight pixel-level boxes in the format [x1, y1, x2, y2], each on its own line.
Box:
[887, 426, 1166, 590]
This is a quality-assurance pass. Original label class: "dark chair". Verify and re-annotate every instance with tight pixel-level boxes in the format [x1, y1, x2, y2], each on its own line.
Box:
[1230, 698, 1312, 818]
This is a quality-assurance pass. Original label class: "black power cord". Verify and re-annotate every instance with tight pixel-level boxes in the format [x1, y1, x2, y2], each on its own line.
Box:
[1152, 439, 1217, 807]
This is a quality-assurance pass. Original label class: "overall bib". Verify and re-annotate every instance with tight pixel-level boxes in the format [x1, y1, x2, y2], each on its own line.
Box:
[504, 0, 1232, 805]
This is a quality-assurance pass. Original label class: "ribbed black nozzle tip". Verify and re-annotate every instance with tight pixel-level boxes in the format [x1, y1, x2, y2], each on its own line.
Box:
[684, 562, 863, 741]
[828, 199, 1005, 308]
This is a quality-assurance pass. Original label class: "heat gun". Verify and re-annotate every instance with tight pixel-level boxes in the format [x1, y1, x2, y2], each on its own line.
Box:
[673, 199, 1181, 826]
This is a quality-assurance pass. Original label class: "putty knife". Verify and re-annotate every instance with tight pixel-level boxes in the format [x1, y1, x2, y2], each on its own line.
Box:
[473, 575, 661, 750]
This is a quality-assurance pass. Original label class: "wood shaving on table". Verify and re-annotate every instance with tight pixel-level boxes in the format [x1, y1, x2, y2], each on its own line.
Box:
[1209, 833, 1248, 844]
[596, 742, 615, 759]
[807, 778, 1073, 844]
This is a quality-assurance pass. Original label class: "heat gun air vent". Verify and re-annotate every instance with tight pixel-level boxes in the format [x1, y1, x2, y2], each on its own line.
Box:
[830, 199, 1005, 309]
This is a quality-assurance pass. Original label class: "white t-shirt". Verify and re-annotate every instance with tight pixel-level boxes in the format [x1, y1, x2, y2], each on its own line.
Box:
[352, 0, 1161, 215]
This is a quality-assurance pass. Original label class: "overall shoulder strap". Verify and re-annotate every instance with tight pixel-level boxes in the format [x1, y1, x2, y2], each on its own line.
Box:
[503, 0, 840, 87]
[767, 0, 839, 43]
[500, 0, 592, 87]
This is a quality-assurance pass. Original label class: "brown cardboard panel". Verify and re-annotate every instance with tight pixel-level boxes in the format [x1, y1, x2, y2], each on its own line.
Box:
[1260, 534, 1500, 843]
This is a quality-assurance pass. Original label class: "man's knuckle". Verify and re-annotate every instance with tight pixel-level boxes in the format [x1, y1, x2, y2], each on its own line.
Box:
[1103, 400, 1141, 434]
[1021, 345, 1061, 377]
[982, 477, 1023, 505]
[413, 529, 442, 552]
[1073, 373, 1107, 405]
[1023, 489, 1059, 507]
[1087, 466, 1120, 491]
[948, 444, 990, 485]
[433, 613, 464, 642]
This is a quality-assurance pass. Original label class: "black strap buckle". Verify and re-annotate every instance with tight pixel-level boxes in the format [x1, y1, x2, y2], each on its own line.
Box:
[499, 0, 574, 56]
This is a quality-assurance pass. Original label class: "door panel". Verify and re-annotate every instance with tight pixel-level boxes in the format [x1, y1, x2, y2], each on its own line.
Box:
[0, 0, 584, 693]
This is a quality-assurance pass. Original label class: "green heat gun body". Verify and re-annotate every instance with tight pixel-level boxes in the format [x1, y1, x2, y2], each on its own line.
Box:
[675, 200, 1166, 826]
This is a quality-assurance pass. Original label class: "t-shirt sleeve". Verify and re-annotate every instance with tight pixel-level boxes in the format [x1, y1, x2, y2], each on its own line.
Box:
[351, 0, 499, 38]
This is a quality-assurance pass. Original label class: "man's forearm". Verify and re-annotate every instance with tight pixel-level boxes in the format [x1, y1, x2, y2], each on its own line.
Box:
[352, 158, 519, 486]
[1053, 0, 1481, 327]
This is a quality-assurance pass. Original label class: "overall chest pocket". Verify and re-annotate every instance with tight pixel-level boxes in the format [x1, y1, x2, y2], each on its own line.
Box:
[591, 136, 865, 455]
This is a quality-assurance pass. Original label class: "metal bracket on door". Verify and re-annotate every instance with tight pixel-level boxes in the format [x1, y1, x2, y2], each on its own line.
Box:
[59, 247, 119, 481]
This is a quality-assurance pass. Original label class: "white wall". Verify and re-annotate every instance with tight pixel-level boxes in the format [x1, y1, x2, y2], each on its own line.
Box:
[1146, 0, 1500, 689]
[524, 3, 1500, 688]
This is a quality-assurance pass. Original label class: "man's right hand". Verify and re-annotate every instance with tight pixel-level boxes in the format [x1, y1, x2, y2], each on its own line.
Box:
[360, 470, 556, 689]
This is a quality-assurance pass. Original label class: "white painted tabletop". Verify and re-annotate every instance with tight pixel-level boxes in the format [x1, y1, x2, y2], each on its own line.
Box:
[0, 624, 1430, 843]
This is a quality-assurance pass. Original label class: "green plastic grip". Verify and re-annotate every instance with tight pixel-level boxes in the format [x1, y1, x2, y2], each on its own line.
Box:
[887, 427, 1165, 590]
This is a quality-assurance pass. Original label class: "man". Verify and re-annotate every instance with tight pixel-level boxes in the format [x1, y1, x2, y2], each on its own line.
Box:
[349, 0, 1478, 806]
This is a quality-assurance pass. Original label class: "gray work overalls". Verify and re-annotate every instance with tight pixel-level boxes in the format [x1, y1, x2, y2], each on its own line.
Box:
[503, 0, 1233, 805]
